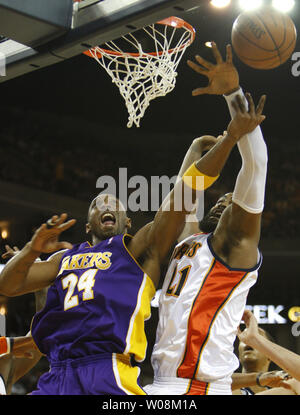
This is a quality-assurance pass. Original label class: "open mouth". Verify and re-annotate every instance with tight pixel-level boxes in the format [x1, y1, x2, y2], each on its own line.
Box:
[100, 212, 116, 227]
[211, 207, 225, 219]
[210, 211, 222, 220]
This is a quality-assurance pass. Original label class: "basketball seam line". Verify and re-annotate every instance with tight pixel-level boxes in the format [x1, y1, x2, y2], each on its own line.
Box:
[255, 12, 282, 62]
[234, 29, 278, 53]
[234, 35, 296, 63]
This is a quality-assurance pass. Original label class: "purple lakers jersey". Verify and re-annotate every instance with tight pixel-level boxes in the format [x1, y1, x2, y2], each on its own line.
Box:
[31, 234, 155, 364]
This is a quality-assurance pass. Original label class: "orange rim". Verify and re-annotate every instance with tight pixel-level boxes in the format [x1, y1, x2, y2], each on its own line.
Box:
[83, 16, 195, 59]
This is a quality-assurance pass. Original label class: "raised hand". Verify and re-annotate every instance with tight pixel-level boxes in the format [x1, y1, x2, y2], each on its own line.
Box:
[187, 43, 239, 96]
[29, 213, 76, 254]
[227, 93, 266, 141]
[2, 245, 20, 260]
[237, 309, 260, 347]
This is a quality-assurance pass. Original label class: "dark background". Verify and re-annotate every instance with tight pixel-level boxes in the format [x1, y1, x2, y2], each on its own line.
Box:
[0, 0, 299, 394]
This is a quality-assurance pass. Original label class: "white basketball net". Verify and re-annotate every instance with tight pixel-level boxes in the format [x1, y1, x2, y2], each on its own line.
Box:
[86, 17, 195, 127]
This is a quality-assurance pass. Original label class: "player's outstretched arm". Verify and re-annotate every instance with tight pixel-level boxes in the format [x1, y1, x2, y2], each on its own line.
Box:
[0, 214, 76, 296]
[231, 370, 290, 391]
[211, 92, 267, 269]
[128, 96, 265, 287]
[189, 43, 268, 269]
[238, 310, 300, 382]
[176, 135, 222, 242]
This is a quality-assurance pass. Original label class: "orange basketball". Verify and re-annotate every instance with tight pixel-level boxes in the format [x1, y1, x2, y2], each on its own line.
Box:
[231, 6, 297, 70]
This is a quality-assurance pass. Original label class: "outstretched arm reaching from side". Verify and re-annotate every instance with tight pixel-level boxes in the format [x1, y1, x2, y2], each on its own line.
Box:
[238, 310, 300, 382]
[0, 214, 76, 296]
[176, 135, 224, 242]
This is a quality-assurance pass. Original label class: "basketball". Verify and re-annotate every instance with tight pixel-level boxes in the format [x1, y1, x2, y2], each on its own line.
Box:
[231, 6, 297, 70]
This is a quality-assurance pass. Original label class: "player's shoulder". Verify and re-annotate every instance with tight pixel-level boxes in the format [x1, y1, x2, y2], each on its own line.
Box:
[176, 231, 209, 247]
[46, 249, 70, 263]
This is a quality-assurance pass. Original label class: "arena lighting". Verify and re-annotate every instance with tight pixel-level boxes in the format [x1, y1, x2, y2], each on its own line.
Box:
[210, 0, 231, 8]
[1, 229, 8, 239]
[239, 0, 263, 11]
[272, 0, 295, 13]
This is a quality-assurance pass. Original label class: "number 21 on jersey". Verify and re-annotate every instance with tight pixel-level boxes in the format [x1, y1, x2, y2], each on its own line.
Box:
[166, 265, 191, 297]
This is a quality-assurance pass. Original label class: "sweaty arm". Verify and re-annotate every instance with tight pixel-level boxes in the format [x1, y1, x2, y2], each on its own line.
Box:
[0, 213, 74, 297]
[211, 89, 268, 268]
[0, 247, 63, 297]
[239, 310, 300, 383]
[176, 136, 221, 242]
[246, 336, 300, 383]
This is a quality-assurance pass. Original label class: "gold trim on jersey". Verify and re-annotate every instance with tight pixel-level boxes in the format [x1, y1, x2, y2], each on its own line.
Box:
[122, 234, 156, 293]
[112, 353, 146, 395]
[124, 273, 155, 362]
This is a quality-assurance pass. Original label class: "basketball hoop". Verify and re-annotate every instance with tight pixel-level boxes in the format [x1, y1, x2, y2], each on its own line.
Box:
[83, 17, 195, 128]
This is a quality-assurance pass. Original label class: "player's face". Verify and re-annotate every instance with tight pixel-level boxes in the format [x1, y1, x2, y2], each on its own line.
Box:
[199, 193, 233, 233]
[87, 194, 131, 241]
[238, 329, 270, 369]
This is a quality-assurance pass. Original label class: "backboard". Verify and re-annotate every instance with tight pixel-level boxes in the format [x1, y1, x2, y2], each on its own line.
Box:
[0, 0, 205, 83]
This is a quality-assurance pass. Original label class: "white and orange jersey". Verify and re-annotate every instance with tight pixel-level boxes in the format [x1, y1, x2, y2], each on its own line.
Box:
[150, 232, 261, 394]
[0, 375, 6, 395]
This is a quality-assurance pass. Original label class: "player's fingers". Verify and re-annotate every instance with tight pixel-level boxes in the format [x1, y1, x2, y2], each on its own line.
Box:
[258, 115, 266, 125]
[54, 213, 69, 226]
[57, 219, 77, 232]
[246, 93, 255, 117]
[46, 213, 68, 229]
[36, 223, 48, 234]
[46, 217, 59, 229]
[187, 60, 209, 74]
[235, 95, 246, 113]
[195, 55, 214, 70]
[211, 42, 223, 64]
[256, 95, 267, 116]
[226, 44, 233, 64]
[192, 87, 212, 96]
[4, 245, 13, 253]
[231, 99, 239, 114]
